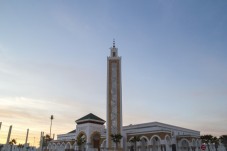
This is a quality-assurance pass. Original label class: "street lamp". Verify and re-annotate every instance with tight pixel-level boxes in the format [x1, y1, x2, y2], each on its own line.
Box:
[50, 115, 54, 138]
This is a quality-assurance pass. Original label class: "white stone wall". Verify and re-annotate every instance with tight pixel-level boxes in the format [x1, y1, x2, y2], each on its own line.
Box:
[57, 132, 76, 141]
[123, 122, 200, 137]
[75, 123, 105, 144]
[1, 145, 36, 151]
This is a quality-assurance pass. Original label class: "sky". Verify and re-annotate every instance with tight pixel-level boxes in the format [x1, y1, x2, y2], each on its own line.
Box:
[0, 0, 227, 146]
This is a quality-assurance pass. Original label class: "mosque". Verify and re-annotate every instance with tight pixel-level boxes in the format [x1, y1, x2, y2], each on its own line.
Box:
[46, 42, 201, 151]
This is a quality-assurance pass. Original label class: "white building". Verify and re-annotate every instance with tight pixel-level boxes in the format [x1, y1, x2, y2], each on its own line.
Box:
[48, 113, 202, 151]
[47, 42, 226, 151]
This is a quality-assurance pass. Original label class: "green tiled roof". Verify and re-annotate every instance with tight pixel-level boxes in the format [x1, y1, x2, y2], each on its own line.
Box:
[76, 113, 105, 122]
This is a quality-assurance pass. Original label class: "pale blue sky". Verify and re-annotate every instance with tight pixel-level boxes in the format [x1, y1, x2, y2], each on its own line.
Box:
[0, 0, 227, 144]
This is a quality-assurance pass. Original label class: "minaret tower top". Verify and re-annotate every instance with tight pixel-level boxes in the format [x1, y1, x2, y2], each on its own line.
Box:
[110, 39, 118, 57]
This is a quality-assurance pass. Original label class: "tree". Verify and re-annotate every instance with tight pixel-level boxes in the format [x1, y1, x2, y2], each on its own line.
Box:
[220, 135, 227, 151]
[9, 139, 17, 145]
[76, 136, 86, 151]
[212, 137, 219, 151]
[129, 136, 141, 151]
[9, 139, 17, 151]
[50, 115, 54, 138]
[42, 134, 53, 150]
[110, 133, 123, 150]
[18, 144, 24, 151]
[200, 135, 214, 151]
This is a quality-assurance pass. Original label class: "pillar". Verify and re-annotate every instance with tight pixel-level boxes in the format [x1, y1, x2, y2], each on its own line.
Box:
[6, 125, 12, 144]
[25, 129, 29, 144]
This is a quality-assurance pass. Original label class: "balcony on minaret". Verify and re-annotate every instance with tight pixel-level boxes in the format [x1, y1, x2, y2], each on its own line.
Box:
[110, 40, 118, 57]
[110, 47, 118, 57]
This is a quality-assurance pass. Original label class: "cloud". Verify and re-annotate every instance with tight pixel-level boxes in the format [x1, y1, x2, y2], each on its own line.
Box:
[0, 96, 96, 145]
[0, 96, 105, 131]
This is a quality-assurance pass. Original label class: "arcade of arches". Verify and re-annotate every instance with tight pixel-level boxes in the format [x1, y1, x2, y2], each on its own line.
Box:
[48, 115, 202, 151]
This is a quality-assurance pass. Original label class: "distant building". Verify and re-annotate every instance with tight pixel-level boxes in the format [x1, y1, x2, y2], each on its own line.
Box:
[46, 42, 225, 151]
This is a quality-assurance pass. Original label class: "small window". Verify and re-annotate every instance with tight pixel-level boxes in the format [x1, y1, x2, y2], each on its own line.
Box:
[113, 52, 116, 57]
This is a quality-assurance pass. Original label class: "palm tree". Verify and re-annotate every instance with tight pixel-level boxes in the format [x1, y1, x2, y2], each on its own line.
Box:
[18, 144, 24, 151]
[42, 134, 52, 150]
[130, 136, 141, 151]
[9, 139, 17, 151]
[220, 135, 227, 151]
[50, 115, 54, 138]
[212, 137, 219, 151]
[200, 135, 214, 151]
[110, 133, 123, 150]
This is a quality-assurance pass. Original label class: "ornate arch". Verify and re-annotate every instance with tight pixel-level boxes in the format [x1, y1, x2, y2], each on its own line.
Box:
[179, 139, 190, 151]
[77, 131, 87, 140]
[52, 143, 56, 150]
[60, 142, 65, 147]
[47, 143, 52, 150]
[150, 135, 161, 145]
[76, 132, 87, 151]
[65, 142, 71, 149]
[180, 139, 190, 146]
[72, 141, 77, 148]
[165, 135, 171, 145]
[90, 131, 101, 151]
[100, 139, 106, 148]
[59, 142, 65, 151]
[128, 136, 140, 151]
[128, 136, 135, 142]
[140, 136, 149, 151]
[140, 136, 149, 142]
[150, 135, 161, 151]
[90, 131, 101, 141]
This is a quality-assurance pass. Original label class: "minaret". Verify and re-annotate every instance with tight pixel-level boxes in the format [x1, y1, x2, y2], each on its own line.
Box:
[106, 40, 122, 149]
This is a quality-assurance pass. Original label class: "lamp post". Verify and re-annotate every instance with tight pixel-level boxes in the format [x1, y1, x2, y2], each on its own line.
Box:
[50, 115, 54, 138]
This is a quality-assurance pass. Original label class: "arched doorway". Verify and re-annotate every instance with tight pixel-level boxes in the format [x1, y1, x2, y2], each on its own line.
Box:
[59, 143, 65, 151]
[77, 132, 87, 151]
[91, 132, 101, 151]
[151, 136, 161, 151]
[140, 137, 149, 151]
[65, 142, 71, 151]
[181, 140, 190, 151]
